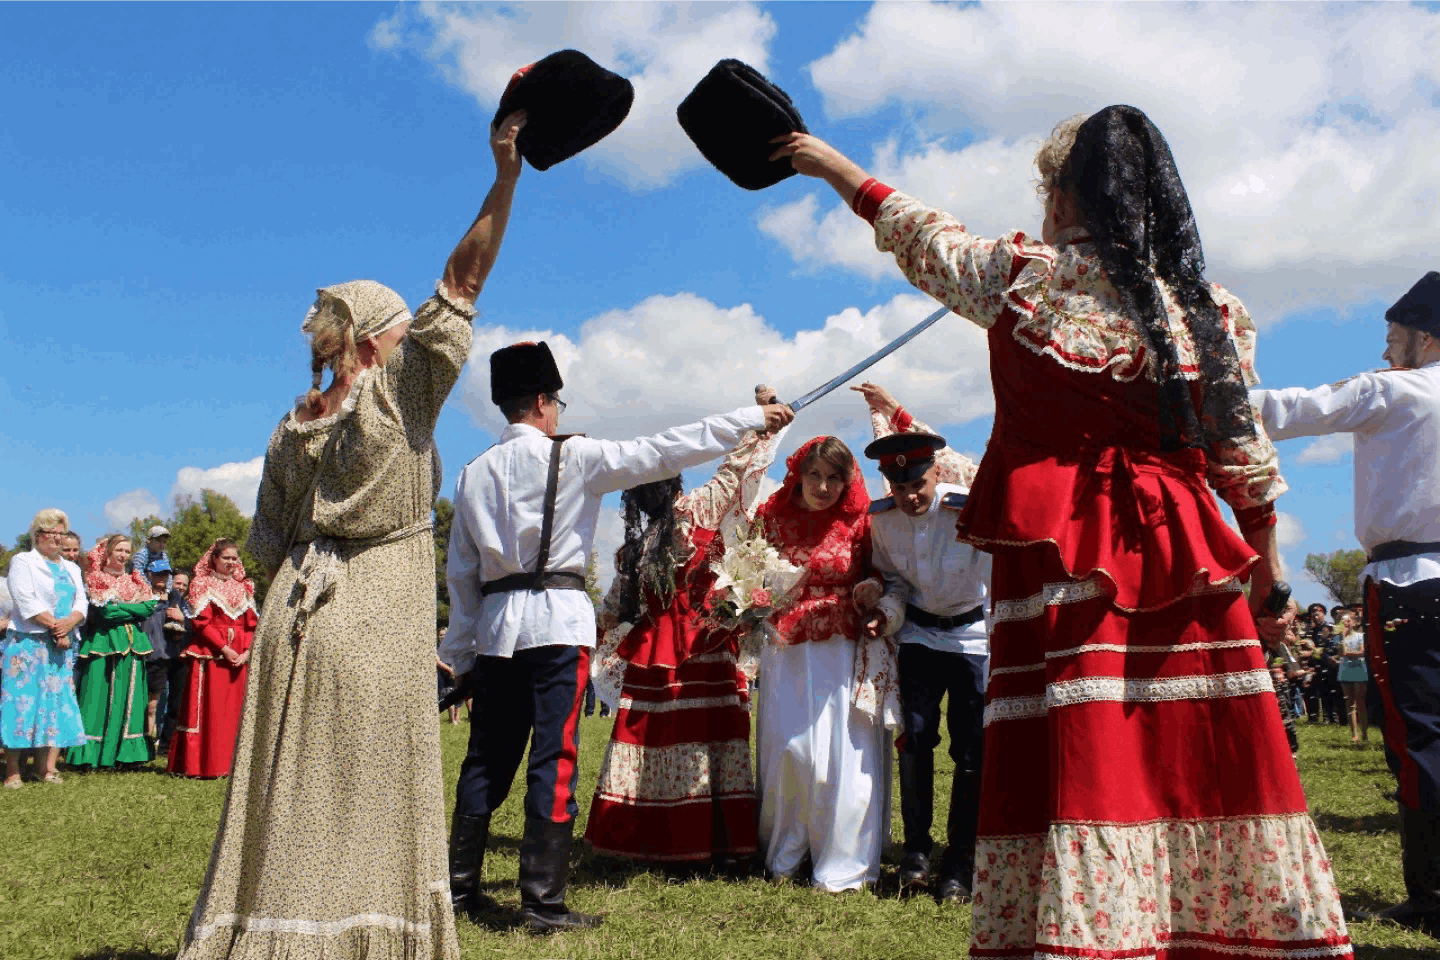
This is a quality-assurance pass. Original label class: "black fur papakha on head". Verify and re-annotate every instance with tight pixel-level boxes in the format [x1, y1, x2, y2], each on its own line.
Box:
[613, 476, 685, 626]
[1059, 105, 1254, 452]
[1386, 271, 1440, 338]
[864, 433, 946, 484]
[490, 341, 563, 405]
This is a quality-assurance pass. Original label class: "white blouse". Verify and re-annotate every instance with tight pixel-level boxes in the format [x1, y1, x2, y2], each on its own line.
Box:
[6, 549, 88, 635]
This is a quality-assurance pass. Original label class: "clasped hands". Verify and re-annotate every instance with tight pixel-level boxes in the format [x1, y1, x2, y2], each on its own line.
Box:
[852, 579, 889, 639]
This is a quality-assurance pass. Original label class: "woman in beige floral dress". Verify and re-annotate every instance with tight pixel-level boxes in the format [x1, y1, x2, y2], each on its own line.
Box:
[177, 111, 526, 960]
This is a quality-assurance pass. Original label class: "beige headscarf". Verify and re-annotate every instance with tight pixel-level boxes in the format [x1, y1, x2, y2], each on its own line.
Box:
[301, 279, 412, 342]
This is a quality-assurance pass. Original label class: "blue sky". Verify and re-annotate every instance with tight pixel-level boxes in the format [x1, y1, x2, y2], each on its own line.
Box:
[3, 2, 1438, 607]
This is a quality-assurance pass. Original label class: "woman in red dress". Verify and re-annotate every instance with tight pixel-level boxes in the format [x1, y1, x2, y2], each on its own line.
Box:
[585, 411, 779, 868]
[772, 107, 1350, 957]
[170, 538, 256, 778]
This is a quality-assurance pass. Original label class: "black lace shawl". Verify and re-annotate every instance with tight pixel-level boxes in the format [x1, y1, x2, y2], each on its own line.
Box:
[613, 476, 685, 626]
[1060, 105, 1255, 451]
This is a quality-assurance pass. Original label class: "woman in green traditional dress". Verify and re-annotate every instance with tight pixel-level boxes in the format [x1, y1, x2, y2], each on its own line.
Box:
[67, 534, 160, 769]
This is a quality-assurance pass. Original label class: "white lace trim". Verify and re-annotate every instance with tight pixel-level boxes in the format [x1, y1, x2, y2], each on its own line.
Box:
[992, 577, 1107, 623]
[1048, 638, 1259, 661]
[984, 669, 1275, 726]
[991, 576, 1243, 624]
[190, 592, 255, 620]
[615, 694, 743, 714]
[1047, 669, 1274, 710]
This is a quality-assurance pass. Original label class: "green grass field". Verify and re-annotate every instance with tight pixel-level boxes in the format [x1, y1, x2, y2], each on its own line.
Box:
[1, 718, 1436, 960]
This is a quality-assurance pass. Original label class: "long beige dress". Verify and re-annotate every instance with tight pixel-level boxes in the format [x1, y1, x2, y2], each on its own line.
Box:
[177, 282, 473, 960]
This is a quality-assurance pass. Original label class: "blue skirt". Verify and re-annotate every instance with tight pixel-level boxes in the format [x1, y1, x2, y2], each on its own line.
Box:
[1, 630, 85, 748]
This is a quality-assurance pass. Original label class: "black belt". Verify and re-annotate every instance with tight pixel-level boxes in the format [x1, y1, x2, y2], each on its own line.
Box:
[1368, 540, 1440, 564]
[481, 571, 587, 596]
[905, 603, 984, 631]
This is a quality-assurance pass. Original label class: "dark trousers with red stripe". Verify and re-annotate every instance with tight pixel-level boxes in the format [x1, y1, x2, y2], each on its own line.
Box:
[455, 644, 591, 824]
[1366, 577, 1440, 813]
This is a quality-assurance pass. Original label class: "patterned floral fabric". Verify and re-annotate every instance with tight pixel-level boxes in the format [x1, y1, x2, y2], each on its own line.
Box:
[970, 819, 1350, 958]
[1, 631, 84, 748]
[179, 282, 474, 960]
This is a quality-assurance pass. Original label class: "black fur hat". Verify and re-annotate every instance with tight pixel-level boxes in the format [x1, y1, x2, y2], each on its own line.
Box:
[490, 341, 563, 405]
[677, 59, 807, 191]
[493, 50, 634, 172]
[1386, 271, 1440, 338]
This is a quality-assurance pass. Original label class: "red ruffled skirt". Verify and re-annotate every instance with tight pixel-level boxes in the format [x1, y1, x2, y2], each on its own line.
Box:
[958, 441, 1350, 960]
[584, 650, 757, 863]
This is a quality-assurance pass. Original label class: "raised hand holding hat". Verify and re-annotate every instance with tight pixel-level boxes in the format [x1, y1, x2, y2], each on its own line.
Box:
[493, 50, 634, 172]
[678, 59, 807, 190]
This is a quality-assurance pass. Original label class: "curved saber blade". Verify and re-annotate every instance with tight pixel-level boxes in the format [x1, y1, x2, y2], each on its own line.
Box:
[789, 305, 951, 412]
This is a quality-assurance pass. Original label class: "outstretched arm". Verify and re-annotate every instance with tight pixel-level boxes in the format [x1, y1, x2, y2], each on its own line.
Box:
[441, 110, 526, 305]
[769, 133, 872, 209]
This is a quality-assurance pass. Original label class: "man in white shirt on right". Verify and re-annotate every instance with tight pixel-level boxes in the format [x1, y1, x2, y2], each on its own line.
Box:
[1250, 270, 1440, 937]
[861, 429, 990, 903]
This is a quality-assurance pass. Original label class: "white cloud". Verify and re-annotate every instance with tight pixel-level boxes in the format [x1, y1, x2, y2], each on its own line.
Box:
[461, 291, 991, 464]
[371, 2, 777, 188]
[170, 458, 265, 518]
[104, 489, 162, 530]
[1275, 511, 1307, 550]
[774, 2, 1440, 320]
[1294, 433, 1353, 466]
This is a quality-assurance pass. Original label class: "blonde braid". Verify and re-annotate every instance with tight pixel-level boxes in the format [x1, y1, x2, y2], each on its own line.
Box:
[302, 298, 360, 418]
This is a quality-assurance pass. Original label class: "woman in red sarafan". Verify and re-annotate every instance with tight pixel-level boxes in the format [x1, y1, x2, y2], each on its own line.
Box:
[585, 406, 779, 866]
[772, 107, 1349, 958]
[170, 538, 256, 778]
[754, 436, 895, 892]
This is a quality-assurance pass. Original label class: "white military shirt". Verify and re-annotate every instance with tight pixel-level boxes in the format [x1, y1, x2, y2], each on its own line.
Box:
[443, 406, 766, 672]
[870, 482, 991, 660]
[1251, 359, 1440, 586]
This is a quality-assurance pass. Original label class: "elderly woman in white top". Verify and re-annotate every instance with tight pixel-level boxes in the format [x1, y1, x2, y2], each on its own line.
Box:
[3, 508, 88, 788]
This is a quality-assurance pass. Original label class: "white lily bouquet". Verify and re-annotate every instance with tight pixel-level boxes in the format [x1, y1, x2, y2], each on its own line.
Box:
[705, 519, 804, 631]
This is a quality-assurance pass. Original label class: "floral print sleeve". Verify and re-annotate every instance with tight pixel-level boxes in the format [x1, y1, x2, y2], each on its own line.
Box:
[872, 190, 1054, 332]
[677, 429, 778, 534]
[386, 281, 477, 439]
[1203, 289, 1287, 511]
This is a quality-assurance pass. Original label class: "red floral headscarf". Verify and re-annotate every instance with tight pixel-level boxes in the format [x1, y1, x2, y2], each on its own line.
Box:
[757, 436, 872, 645]
[188, 538, 256, 618]
[84, 537, 150, 605]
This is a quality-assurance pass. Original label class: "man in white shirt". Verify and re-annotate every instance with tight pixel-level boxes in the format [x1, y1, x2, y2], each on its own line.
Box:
[1250, 270, 1440, 937]
[860, 430, 990, 903]
[443, 340, 793, 932]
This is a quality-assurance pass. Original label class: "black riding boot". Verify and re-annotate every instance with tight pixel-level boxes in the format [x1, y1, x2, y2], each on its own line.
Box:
[1355, 805, 1440, 938]
[518, 816, 603, 933]
[448, 810, 492, 915]
[937, 769, 981, 902]
[897, 752, 935, 893]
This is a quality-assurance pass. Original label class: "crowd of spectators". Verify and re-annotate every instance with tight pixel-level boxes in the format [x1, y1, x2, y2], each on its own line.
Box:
[1, 512, 249, 786]
[1265, 599, 1371, 757]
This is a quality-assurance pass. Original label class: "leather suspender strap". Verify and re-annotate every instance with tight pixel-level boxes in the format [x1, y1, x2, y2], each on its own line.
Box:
[479, 437, 587, 596]
[533, 437, 565, 589]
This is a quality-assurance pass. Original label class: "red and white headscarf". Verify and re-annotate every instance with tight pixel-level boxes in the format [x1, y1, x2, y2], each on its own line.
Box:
[84, 538, 150, 605]
[188, 538, 257, 619]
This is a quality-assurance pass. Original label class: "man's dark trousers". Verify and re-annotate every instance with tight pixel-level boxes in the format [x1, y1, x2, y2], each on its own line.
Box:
[456, 644, 591, 823]
[897, 643, 985, 871]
